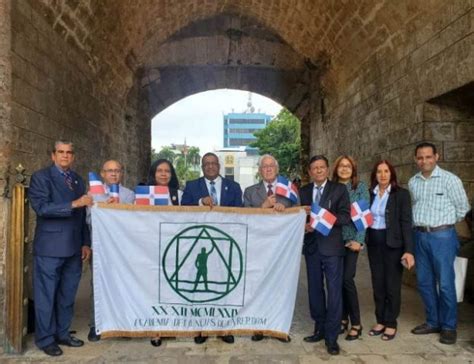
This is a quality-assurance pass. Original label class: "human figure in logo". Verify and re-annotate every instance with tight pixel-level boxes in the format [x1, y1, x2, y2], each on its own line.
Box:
[193, 245, 215, 291]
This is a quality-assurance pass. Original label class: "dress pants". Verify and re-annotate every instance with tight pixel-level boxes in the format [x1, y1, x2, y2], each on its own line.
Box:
[34, 254, 82, 349]
[305, 250, 343, 345]
[367, 229, 403, 329]
[342, 249, 361, 326]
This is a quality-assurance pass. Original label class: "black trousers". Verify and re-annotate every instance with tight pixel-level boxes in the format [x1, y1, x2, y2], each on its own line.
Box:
[367, 229, 403, 329]
[342, 249, 361, 326]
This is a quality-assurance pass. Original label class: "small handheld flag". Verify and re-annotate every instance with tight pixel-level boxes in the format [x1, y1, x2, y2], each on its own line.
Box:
[109, 184, 120, 202]
[88, 172, 106, 195]
[134, 185, 170, 206]
[275, 176, 298, 203]
[310, 203, 337, 236]
[351, 200, 373, 231]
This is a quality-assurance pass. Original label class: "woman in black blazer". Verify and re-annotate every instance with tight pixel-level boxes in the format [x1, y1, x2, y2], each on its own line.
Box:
[366, 160, 415, 341]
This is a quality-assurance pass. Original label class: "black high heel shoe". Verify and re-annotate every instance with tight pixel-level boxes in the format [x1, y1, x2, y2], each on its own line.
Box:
[150, 338, 162, 347]
[345, 326, 362, 341]
[339, 321, 349, 335]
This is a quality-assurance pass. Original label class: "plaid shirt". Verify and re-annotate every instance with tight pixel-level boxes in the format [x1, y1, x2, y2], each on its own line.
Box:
[408, 165, 469, 227]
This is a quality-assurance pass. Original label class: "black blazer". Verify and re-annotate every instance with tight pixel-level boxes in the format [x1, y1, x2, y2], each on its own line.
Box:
[368, 186, 414, 254]
[300, 180, 351, 256]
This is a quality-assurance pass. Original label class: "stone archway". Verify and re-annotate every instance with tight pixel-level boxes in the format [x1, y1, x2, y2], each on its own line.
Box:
[1, 0, 473, 351]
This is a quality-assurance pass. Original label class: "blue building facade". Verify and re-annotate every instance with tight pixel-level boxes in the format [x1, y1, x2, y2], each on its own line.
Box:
[223, 112, 273, 148]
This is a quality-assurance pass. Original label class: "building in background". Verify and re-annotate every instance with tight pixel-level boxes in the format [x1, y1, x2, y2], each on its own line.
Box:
[218, 93, 275, 189]
[223, 93, 273, 148]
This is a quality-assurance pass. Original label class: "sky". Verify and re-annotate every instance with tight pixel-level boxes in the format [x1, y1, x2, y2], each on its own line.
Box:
[151, 89, 283, 155]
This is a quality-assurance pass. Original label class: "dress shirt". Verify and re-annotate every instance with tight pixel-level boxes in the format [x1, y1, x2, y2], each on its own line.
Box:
[204, 176, 222, 205]
[371, 184, 391, 230]
[409, 165, 469, 227]
[313, 180, 328, 203]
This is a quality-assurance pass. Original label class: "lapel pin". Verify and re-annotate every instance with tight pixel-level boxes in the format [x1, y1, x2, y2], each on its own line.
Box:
[225, 186, 228, 191]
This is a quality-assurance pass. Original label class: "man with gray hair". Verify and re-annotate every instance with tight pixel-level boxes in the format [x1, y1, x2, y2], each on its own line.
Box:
[244, 154, 297, 212]
[87, 159, 135, 342]
[243, 154, 299, 342]
[29, 141, 93, 356]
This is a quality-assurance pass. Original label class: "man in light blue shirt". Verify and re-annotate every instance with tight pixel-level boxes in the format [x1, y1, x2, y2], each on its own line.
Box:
[409, 142, 469, 345]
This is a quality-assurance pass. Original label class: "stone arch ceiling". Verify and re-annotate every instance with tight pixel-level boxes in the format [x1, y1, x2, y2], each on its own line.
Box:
[36, 0, 450, 104]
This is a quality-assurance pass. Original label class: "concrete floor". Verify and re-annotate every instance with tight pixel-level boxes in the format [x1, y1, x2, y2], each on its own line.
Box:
[2, 251, 473, 363]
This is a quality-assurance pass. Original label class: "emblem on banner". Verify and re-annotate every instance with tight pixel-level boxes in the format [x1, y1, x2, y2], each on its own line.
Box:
[162, 225, 244, 303]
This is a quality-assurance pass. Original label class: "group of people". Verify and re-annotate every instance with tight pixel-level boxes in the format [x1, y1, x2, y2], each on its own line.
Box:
[28, 140, 470, 357]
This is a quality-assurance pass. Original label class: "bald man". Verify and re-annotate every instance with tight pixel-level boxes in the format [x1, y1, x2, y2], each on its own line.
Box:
[87, 160, 135, 342]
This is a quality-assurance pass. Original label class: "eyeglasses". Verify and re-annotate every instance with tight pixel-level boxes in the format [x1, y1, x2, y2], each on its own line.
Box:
[103, 169, 122, 174]
[261, 165, 276, 170]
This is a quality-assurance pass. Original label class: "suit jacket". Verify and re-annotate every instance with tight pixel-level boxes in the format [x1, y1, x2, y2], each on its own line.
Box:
[243, 181, 298, 208]
[300, 180, 351, 256]
[29, 165, 90, 257]
[181, 176, 243, 207]
[368, 187, 414, 253]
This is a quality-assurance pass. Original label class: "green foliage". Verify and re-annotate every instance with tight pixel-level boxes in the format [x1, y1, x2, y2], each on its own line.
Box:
[250, 108, 301, 178]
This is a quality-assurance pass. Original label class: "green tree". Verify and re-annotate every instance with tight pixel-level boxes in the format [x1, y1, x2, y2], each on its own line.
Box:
[250, 108, 301, 178]
[152, 146, 177, 163]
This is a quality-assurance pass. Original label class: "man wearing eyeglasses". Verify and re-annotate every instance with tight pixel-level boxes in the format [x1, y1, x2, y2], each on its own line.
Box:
[29, 141, 93, 357]
[87, 160, 135, 342]
[181, 152, 243, 344]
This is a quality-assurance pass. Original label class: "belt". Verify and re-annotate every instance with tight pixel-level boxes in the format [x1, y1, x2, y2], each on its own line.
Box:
[415, 224, 453, 233]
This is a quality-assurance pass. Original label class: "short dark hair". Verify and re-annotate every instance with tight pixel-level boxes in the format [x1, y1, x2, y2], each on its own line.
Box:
[308, 155, 329, 168]
[147, 159, 179, 189]
[370, 160, 399, 191]
[201, 152, 219, 165]
[415, 142, 437, 155]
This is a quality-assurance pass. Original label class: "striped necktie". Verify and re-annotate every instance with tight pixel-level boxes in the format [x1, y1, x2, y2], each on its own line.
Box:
[64, 172, 73, 191]
[210, 181, 218, 205]
[267, 184, 273, 196]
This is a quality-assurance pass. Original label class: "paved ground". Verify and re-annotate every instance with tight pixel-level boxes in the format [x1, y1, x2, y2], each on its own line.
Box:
[2, 251, 473, 363]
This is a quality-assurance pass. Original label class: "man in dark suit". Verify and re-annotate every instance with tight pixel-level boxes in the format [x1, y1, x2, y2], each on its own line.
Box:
[300, 155, 350, 355]
[181, 152, 242, 208]
[181, 152, 242, 344]
[29, 141, 93, 356]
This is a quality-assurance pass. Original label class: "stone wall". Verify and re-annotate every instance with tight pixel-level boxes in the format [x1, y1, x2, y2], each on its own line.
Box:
[311, 2, 473, 198]
[0, 0, 11, 351]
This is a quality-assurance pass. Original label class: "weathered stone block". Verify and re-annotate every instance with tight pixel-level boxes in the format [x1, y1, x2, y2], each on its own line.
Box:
[423, 121, 456, 141]
[444, 141, 474, 161]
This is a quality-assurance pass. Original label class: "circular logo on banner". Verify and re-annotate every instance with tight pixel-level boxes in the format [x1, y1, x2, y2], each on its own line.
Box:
[162, 225, 243, 303]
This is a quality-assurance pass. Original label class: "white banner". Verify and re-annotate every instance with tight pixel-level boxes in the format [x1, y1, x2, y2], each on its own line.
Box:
[91, 204, 306, 339]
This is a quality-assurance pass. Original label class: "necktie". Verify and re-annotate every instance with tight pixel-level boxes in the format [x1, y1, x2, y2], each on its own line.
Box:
[64, 172, 73, 191]
[267, 184, 273, 196]
[210, 181, 218, 205]
[314, 186, 322, 204]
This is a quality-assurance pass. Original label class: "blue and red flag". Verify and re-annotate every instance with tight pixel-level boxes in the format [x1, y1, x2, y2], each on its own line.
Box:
[88, 172, 106, 195]
[310, 203, 337, 236]
[109, 184, 120, 202]
[134, 185, 170, 206]
[351, 200, 373, 231]
[275, 176, 298, 203]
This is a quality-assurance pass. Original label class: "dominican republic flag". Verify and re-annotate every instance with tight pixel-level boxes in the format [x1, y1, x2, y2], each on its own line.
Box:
[89, 172, 106, 195]
[351, 200, 373, 231]
[310, 203, 337, 236]
[134, 185, 170, 206]
[275, 176, 298, 203]
[109, 184, 120, 202]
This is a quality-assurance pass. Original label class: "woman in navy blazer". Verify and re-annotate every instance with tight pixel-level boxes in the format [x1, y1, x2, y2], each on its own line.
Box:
[366, 160, 415, 341]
